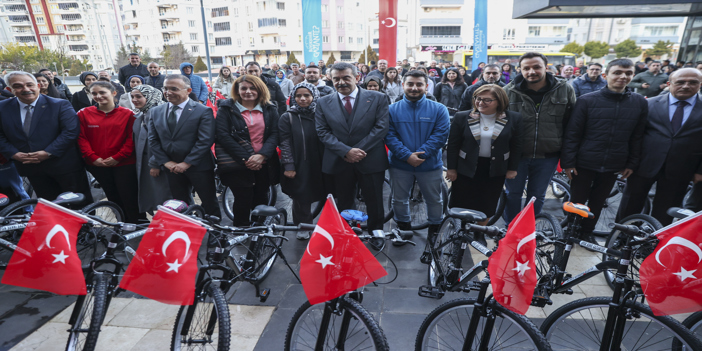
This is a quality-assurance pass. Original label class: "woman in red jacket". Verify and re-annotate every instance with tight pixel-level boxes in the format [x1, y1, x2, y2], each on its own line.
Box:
[77, 81, 143, 223]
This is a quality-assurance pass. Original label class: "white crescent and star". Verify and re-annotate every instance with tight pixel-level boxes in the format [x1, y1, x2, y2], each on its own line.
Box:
[513, 232, 536, 276]
[52, 250, 69, 264]
[316, 254, 335, 269]
[655, 236, 702, 282]
[381, 17, 396, 28]
[46, 225, 71, 251]
[306, 226, 335, 256]
[162, 231, 192, 273]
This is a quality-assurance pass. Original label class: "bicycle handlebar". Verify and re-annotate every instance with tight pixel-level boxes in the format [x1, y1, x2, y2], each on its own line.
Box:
[609, 223, 646, 237]
[467, 223, 504, 238]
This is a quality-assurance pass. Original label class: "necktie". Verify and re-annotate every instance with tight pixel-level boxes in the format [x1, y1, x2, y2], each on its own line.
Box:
[343, 96, 353, 115]
[167, 105, 179, 133]
[671, 100, 688, 134]
[23, 105, 33, 135]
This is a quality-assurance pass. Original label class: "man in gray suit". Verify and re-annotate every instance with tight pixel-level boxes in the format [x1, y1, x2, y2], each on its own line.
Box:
[148, 74, 221, 218]
[316, 62, 390, 231]
[618, 68, 702, 224]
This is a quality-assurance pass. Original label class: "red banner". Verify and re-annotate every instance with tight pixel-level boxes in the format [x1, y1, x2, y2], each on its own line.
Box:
[378, 0, 398, 65]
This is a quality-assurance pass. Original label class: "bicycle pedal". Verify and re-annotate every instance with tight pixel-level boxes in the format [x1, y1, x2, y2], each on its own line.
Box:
[564, 288, 574, 295]
[531, 295, 553, 307]
[259, 288, 270, 303]
[418, 285, 444, 299]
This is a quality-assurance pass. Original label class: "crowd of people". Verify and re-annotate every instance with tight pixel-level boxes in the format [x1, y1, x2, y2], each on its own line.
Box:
[0, 51, 701, 247]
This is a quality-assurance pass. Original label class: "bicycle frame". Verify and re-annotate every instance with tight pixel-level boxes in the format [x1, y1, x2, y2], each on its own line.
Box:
[314, 291, 365, 350]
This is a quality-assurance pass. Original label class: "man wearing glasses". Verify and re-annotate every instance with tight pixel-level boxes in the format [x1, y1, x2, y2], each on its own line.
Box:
[572, 63, 607, 97]
[457, 64, 506, 111]
[148, 74, 221, 219]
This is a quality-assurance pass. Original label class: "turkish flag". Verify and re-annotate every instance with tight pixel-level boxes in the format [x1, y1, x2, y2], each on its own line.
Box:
[378, 0, 398, 64]
[206, 98, 217, 118]
[119, 206, 208, 305]
[300, 195, 387, 305]
[487, 197, 537, 315]
[1, 199, 89, 295]
[640, 211, 702, 315]
[215, 91, 224, 100]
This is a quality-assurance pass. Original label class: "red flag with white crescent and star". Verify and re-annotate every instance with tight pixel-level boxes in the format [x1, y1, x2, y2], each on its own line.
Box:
[119, 206, 208, 305]
[378, 0, 398, 64]
[640, 210, 702, 315]
[487, 197, 537, 315]
[1, 199, 89, 295]
[299, 195, 387, 305]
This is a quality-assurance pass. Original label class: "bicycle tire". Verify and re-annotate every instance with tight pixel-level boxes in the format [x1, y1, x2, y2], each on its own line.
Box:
[0, 198, 37, 217]
[170, 283, 230, 351]
[428, 217, 462, 287]
[409, 179, 449, 230]
[534, 213, 564, 283]
[415, 298, 551, 351]
[680, 311, 702, 350]
[21, 176, 34, 198]
[248, 209, 287, 282]
[285, 296, 389, 351]
[80, 201, 124, 223]
[602, 214, 662, 292]
[540, 296, 702, 351]
[184, 205, 206, 218]
[487, 189, 507, 225]
[221, 185, 277, 222]
[65, 273, 109, 351]
[357, 177, 393, 229]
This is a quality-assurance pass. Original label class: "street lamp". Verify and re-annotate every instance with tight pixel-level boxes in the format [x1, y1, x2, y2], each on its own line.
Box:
[199, 0, 213, 83]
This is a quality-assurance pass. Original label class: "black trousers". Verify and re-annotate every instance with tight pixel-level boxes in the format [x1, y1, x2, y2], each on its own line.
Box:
[292, 199, 315, 225]
[166, 168, 221, 218]
[332, 169, 385, 231]
[26, 168, 93, 208]
[569, 168, 618, 233]
[86, 164, 144, 224]
[221, 169, 271, 227]
[618, 170, 691, 226]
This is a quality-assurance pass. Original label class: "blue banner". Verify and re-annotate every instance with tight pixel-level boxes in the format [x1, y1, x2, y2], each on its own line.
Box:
[472, 0, 487, 71]
[301, 0, 323, 65]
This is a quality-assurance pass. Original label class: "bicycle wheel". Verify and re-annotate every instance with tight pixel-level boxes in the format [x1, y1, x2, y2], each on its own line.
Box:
[0, 198, 37, 217]
[184, 205, 206, 218]
[356, 177, 392, 228]
[21, 176, 34, 198]
[487, 189, 507, 225]
[534, 213, 564, 282]
[681, 311, 702, 350]
[248, 209, 287, 282]
[416, 298, 551, 351]
[428, 217, 462, 287]
[602, 214, 661, 291]
[551, 173, 570, 198]
[170, 283, 230, 351]
[221, 186, 235, 221]
[65, 273, 109, 351]
[80, 201, 124, 223]
[541, 297, 702, 351]
[594, 181, 626, 234]
[285, 296, 389, 351]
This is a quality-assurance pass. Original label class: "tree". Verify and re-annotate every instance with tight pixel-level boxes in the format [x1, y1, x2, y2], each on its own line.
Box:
[560, 41, 584, 56]
[160, 42, 192, 70]
[68, 59, 92, 76]
[583, 41, 610, 59]
[0, 43, 40, 71]
[286, 52, 300, 65]
[357, 45, 378, 65]
[645, 40, 674, 58]
[326, 53, 337, 66]
[194, 56, 207, 72]
[614, 39, 642, 58]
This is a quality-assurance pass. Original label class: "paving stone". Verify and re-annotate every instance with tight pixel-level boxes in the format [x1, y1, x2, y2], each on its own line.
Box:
[129, 329, 172, 350]
[379, 312, 425, 350]
[106, 299, 179, 329]
[229, 305, 275, 336]
[9, 322, 65, 351]
[382, 287, 447, 314]
[230, 334, 259, 351]
[93, 326, 148, 351]
[253, 307, 296, 351]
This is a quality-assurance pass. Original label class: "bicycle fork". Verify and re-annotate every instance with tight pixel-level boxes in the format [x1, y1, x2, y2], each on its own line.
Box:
[599, 243, 635, 351]
[463, 278, 495, 351]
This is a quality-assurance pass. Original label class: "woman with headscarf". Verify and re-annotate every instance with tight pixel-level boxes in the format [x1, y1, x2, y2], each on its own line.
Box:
[119, 75, 145, 109]
[131, 84, 172, 214]
[275, 69, 295, 99]
[72, 71, 99, 112]
[213, 66, 235, 98]
[560, 65, 576, 83]
[279, 83, 326, 239]
[33, 73, 63, 99]
[364, 76, 392, 104]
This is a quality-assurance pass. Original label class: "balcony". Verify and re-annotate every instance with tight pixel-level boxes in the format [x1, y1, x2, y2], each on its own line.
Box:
[158, 11, 179, 20]
[124, 16, 138, 24]
[60, 14, 82, 22]
[161, 23, 182, 33]
[15, 35, 37, 43]
[11, 28, 33, 34]
[65, 25, 84, 33]
[5, 5, 28, 14]
[55, 3, 80, 12]
[8, 16, 31, 25]
[631, 35, 680, 44]
[68, 44, 89, 52]
[525, 36, 569, 45]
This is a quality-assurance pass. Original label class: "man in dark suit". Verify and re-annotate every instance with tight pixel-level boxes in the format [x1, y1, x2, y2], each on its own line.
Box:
[618, 68, 702, 225]
[148, 74, 221, 218]
[0, 71, 93, 205]
[316, 62, 390, 231]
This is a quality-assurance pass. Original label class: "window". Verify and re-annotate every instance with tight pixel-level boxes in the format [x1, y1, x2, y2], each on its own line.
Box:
[358, 24, 363, 31]
[421, 26, 460, 36]
[528, 26, 541, 37]
[349, 36, 353, 43]
[357, 37, 362, 44]
[208, 33, 213, 40]
[237, 38, 241, 46]
[186, 7, 193, 14]
[31, 5, 41, 13]
[211, 6, 228, 17]
[61, 14, 82, 21]
[595, 31, 603, 41]
[233, 8, 238, 16]
[298, 35, 302, 42]
[215, 37, 232, 45]
[644, 25, 678, 36]
[337, 6, 342, 13]
[553, 26, 566, 36]
[56, 25, 63, 32]
[322, 20, 329, 28]
[258, 18, 277, 27]
[41, 35, 49, 42]
[212, 57, 223, 64]
[36, 16, 44, 24]
[322, 5, 327, 12]
[323, 36, 329, 43]
[213, 22, 230, 31]
[249, 37, 254, 46]
[207, 21, 212, 28]
[39, 26, 48, 33]
[190, 33, 198, 40]
[273, 36, 278, 43]
[338, 22, 343, 29]
[261, 37, 264, 43]
[503, 28, 515, 40]
[248, 22, 253, 31]
[338, 36, 343, 43]
[278, 19, 286, 27]
[340, 51, 352, 60]
[58, 3, 78, 10]
[276, 2, 285, 10]
[188, 20, 196, 27]
[192, 45, 199, 52]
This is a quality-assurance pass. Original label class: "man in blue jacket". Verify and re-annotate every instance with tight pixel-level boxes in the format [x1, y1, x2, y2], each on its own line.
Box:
[571, 63, 607, 97]
[180, 62, 209, 103]
[385, 70, 450, 254]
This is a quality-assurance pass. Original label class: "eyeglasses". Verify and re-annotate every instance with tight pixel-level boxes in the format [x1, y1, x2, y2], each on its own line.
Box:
[162, 87, 185, 92]
[475, 97, 495, 104]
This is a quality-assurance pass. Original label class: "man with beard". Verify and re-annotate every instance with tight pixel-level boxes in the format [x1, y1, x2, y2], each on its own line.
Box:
[244, 61, 288, 116]
[304, 64, 335, 97]
[502, 52, 576, 224]
[458, 64, 506, 111]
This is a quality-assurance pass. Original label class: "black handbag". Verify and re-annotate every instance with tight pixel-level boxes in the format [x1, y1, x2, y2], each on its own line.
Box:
[215, 144, 245, 174]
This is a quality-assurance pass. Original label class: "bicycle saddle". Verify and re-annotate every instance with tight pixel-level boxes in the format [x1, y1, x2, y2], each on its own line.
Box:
[0, 194, 8, 207]
[563, 202, 594, 219]
[53, 192, 85, 206]
[251, 205, 279, 217]
[667, 207, 695, 219]
[447, 208, 487, 222]
[162, 199, 189, 213]
[341, 209, 368, 222]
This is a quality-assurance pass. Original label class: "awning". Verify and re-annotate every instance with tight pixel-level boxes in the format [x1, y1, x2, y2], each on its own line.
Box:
[513, 0, 702, 18]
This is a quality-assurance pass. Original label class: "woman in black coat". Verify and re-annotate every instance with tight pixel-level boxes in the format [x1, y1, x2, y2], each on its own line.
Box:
[215, 75, 280, 226]
[72, 71, 99, 112]
[278, 82, 326, 239]
[446, 84, 523, 227]
[434, 68, 468, 116]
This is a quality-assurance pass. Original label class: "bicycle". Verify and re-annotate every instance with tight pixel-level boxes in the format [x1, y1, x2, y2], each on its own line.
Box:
[488, 173, 572, 226]
[216, 172, 278, 222]
[539, 222, 702, 351]
[284, 228, 416, 351]
[415, 223, 552, 351]
[171, 205, 310, 351]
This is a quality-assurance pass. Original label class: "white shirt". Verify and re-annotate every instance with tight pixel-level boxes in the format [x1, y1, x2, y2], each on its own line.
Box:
[337, 87, 359, 109]
[168, 100, 189, 123]
[18, 98, 39, 125]
[479, 113, 496, 158]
